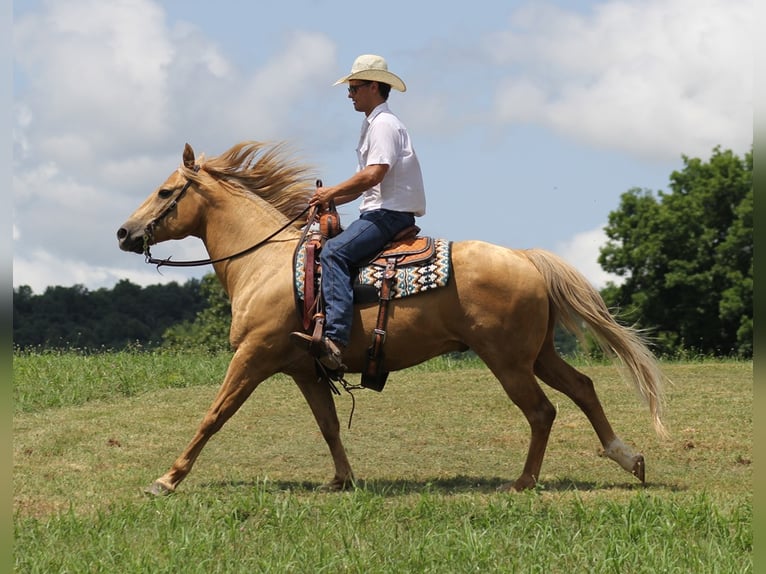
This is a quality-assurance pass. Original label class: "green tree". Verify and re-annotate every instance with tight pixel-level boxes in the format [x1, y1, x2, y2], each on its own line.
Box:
[162, 274, 232, 352]
[13, 279, 207, 350]
[599, 147, 752, 357]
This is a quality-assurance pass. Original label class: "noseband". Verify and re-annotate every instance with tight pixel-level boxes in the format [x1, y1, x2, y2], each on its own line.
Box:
[142, 165, 310, 269]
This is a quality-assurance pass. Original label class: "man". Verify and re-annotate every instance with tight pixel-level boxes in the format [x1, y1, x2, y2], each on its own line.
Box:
[290, 54, 426, 370]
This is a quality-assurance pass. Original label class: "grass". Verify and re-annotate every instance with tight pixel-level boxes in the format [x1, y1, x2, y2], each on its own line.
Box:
[12, 347, 232, 413]
[13, 351, 752, 572]
[14, 488, 750, 573]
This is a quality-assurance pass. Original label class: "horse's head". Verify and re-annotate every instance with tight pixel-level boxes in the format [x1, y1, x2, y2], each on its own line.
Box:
[117, 143, 206, 254]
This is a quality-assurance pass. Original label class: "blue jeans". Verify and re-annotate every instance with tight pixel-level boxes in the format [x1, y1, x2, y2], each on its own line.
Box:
[320, 209, 415, 347]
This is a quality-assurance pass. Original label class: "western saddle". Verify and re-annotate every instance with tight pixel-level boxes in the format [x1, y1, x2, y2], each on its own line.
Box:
[295, 200, 435, 391]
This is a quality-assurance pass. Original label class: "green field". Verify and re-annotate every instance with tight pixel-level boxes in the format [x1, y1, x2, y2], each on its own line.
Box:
[14, 350, 752, 572]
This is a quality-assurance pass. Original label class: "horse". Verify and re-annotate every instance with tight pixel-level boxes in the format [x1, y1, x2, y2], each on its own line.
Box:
[117, 140, 668, 496]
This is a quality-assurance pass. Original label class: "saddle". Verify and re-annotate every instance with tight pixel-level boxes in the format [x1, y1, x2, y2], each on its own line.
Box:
[294, 203, 438, 392]
[369, 228, 434, 266]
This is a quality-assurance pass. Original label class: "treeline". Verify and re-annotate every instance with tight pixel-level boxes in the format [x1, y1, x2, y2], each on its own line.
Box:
[12, 273, 579, 356]
[13, 278, 208, 350]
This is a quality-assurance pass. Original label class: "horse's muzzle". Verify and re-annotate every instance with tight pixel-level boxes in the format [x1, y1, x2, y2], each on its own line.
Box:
[116, 224, 145, 254]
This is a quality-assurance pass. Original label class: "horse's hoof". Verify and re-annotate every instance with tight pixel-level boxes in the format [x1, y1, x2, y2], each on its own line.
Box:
[316, 477, 355, 492]
[631, 455, 646, 483]
[143, 480, 174, 497]
[497, 478, 534, 492]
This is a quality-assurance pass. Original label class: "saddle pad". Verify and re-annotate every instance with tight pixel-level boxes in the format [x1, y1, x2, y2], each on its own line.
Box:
[357, 238, 451, 298]
[294, 238, 452, 302]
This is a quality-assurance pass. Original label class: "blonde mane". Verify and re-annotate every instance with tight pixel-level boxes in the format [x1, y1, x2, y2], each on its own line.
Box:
[181, 141, 316, 223]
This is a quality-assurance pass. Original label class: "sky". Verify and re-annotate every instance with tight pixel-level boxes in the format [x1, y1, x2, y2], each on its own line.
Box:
[12, 0, 753, 294]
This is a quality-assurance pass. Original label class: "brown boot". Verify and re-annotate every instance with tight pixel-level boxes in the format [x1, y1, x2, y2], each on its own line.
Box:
[289, 332, 346, 371]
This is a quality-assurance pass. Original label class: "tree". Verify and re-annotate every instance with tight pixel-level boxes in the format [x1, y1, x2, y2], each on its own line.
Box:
[162, 274, 232, 352]
[13, 279, 207, 350]
[599, 147, 752, 357]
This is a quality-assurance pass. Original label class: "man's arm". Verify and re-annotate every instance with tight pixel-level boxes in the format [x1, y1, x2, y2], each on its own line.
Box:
[310, 164, 389, 207]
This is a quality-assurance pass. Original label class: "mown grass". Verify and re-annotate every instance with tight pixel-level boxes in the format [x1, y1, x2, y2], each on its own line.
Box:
[14, 350, 752, 572]
[15, 487, 750, 573]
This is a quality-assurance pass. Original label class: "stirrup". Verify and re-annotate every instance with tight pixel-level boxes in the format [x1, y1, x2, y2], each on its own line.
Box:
[289, 332, 346, 371]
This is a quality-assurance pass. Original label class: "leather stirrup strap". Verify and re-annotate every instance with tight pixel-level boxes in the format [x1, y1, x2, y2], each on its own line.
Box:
[365, 258, 396, 380]
[303, 242, 317, 329]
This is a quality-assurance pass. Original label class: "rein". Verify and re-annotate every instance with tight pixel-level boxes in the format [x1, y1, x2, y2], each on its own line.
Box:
[142, 169, 310, 269]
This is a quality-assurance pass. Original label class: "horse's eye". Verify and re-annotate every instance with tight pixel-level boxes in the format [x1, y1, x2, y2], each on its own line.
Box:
[158, 188, 173, 199]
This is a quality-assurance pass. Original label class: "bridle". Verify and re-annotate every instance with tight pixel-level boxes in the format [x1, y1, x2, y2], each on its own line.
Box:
[142, 166, 310, 270]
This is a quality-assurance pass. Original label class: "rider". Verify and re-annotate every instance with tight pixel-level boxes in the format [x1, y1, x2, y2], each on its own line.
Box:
[291, 54, 426, 370]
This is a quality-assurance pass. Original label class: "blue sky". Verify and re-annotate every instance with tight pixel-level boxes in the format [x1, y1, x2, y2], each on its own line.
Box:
[12, 0, 752, 293]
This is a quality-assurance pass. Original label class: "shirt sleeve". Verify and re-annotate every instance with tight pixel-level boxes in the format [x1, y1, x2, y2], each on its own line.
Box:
[364, 119, 402, 168]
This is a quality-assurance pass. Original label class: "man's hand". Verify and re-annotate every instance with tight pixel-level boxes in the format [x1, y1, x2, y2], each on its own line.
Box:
[309, 186, 336, 208]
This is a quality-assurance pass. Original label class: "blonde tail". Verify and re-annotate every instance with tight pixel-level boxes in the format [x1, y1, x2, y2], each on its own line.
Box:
[523, 248, 668, 438]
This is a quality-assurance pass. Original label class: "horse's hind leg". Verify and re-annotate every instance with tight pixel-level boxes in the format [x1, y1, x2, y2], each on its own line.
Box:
[291, 369, 354, 491]
[482, 360, 557, 491]
[534, 342, 646, 482]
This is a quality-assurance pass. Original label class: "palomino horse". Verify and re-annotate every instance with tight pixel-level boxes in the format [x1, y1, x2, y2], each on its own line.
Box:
[117, 141, 667, 495]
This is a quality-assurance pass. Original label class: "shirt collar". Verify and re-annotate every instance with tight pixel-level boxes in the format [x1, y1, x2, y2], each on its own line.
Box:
[364, 102, 390, 125]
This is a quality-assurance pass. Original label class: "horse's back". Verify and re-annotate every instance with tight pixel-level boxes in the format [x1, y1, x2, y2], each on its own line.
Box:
[450, 240, 547, 299]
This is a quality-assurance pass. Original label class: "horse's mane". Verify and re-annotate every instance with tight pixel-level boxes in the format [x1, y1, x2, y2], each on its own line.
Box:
[182, 141, 316, 223]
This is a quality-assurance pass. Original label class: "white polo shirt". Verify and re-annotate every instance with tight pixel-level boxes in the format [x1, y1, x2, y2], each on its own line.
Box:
[356, 103, 426, 217]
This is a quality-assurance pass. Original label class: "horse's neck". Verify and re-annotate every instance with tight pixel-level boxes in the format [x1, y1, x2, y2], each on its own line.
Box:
[201, 194, 300, 294]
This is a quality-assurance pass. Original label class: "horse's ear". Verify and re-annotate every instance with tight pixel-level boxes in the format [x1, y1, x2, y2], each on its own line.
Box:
[183, 143, 195, 169]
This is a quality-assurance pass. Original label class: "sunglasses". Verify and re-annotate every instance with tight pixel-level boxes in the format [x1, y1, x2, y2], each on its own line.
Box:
[347, 81, 372, 95]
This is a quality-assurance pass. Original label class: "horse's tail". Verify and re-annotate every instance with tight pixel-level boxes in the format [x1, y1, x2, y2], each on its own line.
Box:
[522, 248, 668, 438]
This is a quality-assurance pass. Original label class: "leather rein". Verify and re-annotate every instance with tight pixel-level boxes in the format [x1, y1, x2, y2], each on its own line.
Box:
[142, 166, 310, 269]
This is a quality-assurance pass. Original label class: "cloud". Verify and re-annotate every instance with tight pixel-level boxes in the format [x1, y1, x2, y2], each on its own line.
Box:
[221, 31, 337, 141]
[489, 0, 752, 161]
[555, 225, 624, 290]
[14, 0, 175, 160]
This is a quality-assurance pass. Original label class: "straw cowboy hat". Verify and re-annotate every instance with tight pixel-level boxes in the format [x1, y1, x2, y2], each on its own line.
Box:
[333, 54, 407, 92]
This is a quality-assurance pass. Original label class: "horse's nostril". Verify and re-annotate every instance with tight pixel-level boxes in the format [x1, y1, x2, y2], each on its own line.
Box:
[117, 228, 127, 240]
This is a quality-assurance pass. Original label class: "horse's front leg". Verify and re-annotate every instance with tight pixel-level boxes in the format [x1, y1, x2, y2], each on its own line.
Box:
[145, 347, 271, 496]
[290, 368, 355, 491]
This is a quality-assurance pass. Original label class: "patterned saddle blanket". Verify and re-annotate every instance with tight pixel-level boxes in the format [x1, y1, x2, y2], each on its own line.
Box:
[294, 236, 452, 305]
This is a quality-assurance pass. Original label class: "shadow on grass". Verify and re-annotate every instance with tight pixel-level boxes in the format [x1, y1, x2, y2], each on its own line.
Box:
[198, 474, 685, 495]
